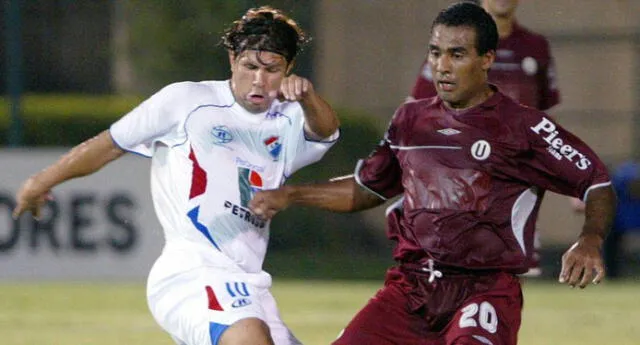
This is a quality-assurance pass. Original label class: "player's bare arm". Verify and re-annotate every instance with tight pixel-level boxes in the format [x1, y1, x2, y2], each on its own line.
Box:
[250, 175, 384, 220]
[279, 74, 339, 139]
[559, 185, 616, 288]
[12, 130, 125, 219]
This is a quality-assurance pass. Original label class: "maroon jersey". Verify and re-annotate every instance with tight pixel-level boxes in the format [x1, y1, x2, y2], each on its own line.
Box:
[356, 90, 610, 272]
[411, 22, 560, 110]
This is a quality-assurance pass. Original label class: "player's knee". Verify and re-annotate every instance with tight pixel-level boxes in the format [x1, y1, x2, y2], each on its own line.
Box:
[218, 317, 273, 345]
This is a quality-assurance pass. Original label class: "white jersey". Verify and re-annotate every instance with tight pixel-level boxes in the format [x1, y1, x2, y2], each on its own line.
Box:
[110, 80, 338, 275]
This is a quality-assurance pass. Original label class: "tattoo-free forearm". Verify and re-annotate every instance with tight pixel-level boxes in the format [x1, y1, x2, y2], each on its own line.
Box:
[31, 130, 125, 192]
[581, 185, 616, 242]
[285, 177, 384, 213]
[300, 92, 339, 139]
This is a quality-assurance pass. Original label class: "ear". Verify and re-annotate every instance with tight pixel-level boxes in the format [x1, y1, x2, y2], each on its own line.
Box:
[481, 49, 496, 72]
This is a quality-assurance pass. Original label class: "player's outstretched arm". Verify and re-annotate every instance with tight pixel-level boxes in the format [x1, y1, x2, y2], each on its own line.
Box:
[559, 185, 616, 288]
[279, 74, 339, 139]
[12, 130, 125, 219]
[249, 175, 384, 220]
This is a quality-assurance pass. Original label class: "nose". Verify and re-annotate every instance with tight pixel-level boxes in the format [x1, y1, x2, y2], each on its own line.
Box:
[434, 55, 451, 75]
[253, 69, 265, 87]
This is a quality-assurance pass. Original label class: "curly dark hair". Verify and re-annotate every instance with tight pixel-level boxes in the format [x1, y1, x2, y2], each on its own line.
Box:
[221, 6, 309, 64]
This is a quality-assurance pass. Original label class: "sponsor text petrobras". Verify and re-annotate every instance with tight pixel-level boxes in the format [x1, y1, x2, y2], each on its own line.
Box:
[224, 201, 266, 228]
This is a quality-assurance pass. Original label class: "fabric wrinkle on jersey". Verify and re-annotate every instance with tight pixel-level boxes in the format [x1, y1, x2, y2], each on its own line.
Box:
[356, 89, 610, 273]
[147, 263, 302, 345]
[410, 22, 562, 277]
[110, 80, 338, 276]
[392, 265, 520, 333]
[336, 204, 523, 345]
[332, 265, 523, 345]
[110, 80, 338, 345]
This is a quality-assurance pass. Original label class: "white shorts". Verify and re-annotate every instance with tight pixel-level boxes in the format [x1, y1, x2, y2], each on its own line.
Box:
[147, 255, 301, 345]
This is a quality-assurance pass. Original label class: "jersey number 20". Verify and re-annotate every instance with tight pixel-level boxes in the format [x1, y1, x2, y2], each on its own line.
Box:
[459, 301, 498, 334]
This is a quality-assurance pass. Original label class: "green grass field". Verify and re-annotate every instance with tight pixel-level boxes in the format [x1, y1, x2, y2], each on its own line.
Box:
[0, 279, 638, 344]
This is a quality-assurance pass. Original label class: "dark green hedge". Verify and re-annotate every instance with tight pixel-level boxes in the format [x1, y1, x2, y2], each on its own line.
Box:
[0, 95, 142, 146]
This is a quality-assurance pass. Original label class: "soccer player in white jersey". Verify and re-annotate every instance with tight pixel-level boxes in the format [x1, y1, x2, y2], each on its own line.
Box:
[12, 6, 339, 345]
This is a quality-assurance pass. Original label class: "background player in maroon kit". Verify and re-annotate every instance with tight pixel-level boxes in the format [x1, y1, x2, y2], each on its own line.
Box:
[250, 2, 615, 344]
[410, 0, 560, 110]
[410, 0, 561, 277]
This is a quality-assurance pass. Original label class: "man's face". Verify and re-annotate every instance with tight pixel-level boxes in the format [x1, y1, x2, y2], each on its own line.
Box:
[428, 25, 494, 109]
[482, 0, 519, 18]
[229, 50, 289, 113]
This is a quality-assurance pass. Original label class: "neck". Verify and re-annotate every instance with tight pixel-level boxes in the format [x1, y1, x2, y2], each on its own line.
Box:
[445, 85, 495, 111]
[493, 15, 515, 38]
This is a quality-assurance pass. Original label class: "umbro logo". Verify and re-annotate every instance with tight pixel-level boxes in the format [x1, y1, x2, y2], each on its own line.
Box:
[437, 128, 461, 136]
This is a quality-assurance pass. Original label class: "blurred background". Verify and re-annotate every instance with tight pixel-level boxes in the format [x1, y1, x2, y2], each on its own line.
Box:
[3, 0, 638, 280]
[1, 1, 640, 344]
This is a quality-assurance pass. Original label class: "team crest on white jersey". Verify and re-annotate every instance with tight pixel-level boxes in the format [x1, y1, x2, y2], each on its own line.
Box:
[471, 140, 491, 161]
[211, 126, 233, 146]
[263, 135, 282, 161]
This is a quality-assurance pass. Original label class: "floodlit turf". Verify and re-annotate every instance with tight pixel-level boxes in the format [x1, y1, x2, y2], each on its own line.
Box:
[0, 279, 638, 344]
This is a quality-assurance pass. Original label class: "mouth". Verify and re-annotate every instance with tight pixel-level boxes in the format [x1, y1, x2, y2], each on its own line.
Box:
[437, 80, 456, 92]
[247, 93, 266, 104]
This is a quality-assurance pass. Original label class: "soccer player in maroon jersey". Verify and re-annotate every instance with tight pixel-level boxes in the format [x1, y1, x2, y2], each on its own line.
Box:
[251, 2, 614, 344]
[410, 0, 560, 110]
[410, 0, 561, 277]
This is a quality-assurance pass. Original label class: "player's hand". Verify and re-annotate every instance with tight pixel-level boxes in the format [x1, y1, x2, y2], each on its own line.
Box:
[12, 176, 53, 220]
[278, 74, 314, 102]
[559, 234, 605, 288]
[249, 188, 291, 220]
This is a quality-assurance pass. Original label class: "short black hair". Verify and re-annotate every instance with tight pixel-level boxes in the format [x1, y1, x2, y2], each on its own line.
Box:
[431, 2, 498, 55]
[221, 6, 309, 64]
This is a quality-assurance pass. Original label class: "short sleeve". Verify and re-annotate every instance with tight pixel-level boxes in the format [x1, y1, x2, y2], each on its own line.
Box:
[282, 104, 340, 177]
[354, 139, 404, 200]
[110, 82, 192, 157]
[518, 111, 610, 200]
[354, 107, 405, 200]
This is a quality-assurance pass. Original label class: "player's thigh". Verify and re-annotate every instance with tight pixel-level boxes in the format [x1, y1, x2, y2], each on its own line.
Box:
[333, 283, 421, 345]
[215, 290, 300, 345]
[148, 267, 274, 345]
[445, 273, 523, 345]
[218, 317, 274, 345]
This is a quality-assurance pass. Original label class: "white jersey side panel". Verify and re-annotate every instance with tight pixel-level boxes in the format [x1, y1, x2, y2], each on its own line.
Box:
[110, 80, 337, 274]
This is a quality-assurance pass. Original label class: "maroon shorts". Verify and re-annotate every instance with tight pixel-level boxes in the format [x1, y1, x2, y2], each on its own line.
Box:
[333, 265, 523, 345]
